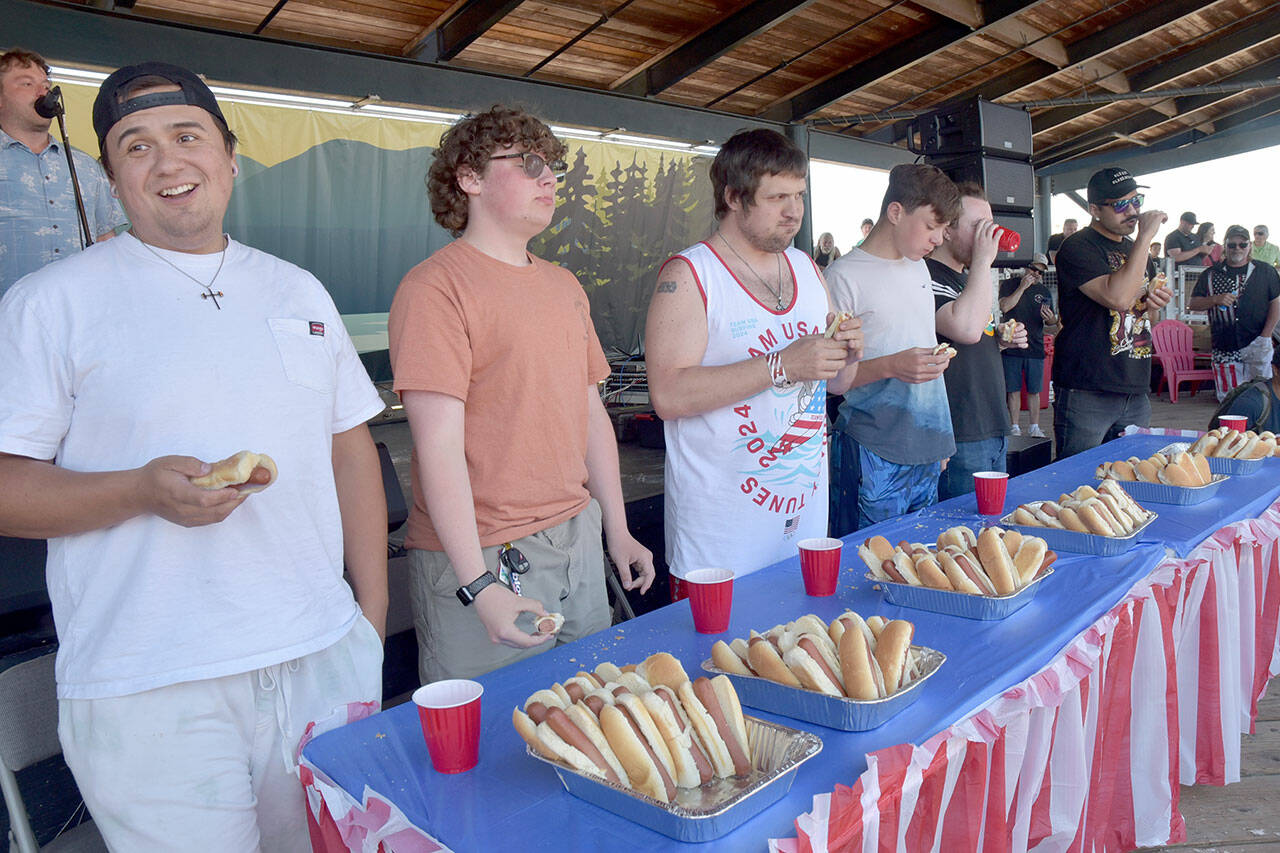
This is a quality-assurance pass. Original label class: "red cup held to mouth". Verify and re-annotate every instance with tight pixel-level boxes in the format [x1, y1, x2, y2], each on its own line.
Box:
[996, 227, 1021, 253]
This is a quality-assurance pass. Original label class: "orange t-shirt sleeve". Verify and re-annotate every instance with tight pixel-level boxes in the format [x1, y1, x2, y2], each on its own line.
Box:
[388, 262, 472, 401]
[583, 300, 610, 386]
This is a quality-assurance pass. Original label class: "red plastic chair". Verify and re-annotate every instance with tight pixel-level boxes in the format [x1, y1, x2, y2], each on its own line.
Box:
[1152, 319, 1215, 402]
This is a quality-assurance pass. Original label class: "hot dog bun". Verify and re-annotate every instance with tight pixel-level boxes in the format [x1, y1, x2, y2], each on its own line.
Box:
[640, 685, 715, 788]
[599, 697, 677, 803]
[638, 652, 690, 689]
[711, 640, 753, 676]
[839, 622, 886, 700]
[874, 621, 913, 694]
[190, 450, 278, 493]
[859, 535, 896, 580]
[681, 677, 752, 777]
[782, 633, 844, 697]
[1012, 537, 1048, 586]
[536, 612, 565, 635]
[746, 634, 800, 687]
[976, 527, 1017, 595]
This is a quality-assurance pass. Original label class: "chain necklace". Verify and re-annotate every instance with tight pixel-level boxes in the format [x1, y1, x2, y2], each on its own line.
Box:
[719, 233, 787, 310]
[137, 236, 227, 309]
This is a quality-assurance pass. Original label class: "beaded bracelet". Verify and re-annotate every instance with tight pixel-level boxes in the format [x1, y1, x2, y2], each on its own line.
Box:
[765, 351, 793, 389]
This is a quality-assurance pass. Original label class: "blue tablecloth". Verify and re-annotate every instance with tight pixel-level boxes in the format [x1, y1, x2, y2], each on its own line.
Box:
[925, 434, 1280, 557]
[303, 434, 1280, 850]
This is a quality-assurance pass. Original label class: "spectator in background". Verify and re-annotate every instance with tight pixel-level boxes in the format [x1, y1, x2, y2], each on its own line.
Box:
[0, 47, 125, 296]
[1221, 344, 1280, 433]
[1150, 241, 1162, 264]
[1053, 167, 1172, 458]
[928, 182, 1026, 501]
[1195, 221, 1221, 266]
[389, 106, 653, 682]
[1252, 224, 1280, 268]
[854, 217, 874, 247]
[1046, 217, 1077, 263]
[826, 164, 958, 531]
[814, 231, 841, 271]
[1000, 252, 1058, 437]
[1189, 224, 1280, 400]
[1165, 211, 1211, 264]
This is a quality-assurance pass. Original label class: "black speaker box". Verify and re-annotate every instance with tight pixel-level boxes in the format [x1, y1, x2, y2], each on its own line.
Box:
[913, 99, 1033, 159]
[991, 212, 1034, 267]
[934, 153, 1035, 213]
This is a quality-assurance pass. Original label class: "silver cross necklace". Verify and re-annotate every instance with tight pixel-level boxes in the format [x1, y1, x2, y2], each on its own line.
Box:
[719, 233, 787, 309]
[137, 236, 228, 309]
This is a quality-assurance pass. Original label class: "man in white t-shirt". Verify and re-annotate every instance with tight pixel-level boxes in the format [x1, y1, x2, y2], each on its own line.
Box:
[646, 129, 862, 595]
[0, 62, 387, 851]
[825, 164, 960, 533]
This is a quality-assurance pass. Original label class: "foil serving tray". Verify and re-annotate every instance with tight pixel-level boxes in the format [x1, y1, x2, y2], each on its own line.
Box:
[864, 567, 1053, 620]
[1095, 474, 1228, 505]
[526, 714, 821, 842]
[999, 505, 1157, 555]
[702, 646, 945, 731]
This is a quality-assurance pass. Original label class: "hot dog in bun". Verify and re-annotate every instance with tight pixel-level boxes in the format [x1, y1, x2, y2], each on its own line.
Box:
[190, 450, 277, 493]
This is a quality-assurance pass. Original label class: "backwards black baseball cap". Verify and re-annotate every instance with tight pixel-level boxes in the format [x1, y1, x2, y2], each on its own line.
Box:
[93, 61, 227, 152]
[1086, 167, 1148, 204]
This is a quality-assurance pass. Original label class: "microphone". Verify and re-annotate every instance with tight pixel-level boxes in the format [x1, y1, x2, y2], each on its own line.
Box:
[34, 86, 65, 119]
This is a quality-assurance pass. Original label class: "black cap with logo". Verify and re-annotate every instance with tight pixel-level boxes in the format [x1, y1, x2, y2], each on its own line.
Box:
[93, 61, 228, 152]
[1086, 167, 1148, 204]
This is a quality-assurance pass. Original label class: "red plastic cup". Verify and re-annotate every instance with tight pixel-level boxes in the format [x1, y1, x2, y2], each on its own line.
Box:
[413, 679, 484, 773]
[996, 227, 1021, 253]
[974, 471, 1010, 515]
[798, 537, 842, 596]
[1218, 415, 1248, 432]
[685, 568, 734, 634]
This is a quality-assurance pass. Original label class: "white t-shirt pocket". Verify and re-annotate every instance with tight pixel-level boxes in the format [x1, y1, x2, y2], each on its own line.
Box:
[268, 317, 335, 393]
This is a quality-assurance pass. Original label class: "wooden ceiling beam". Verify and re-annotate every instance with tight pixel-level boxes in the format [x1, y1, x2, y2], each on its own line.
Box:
[764, 0, 1045, 122]
[409, 0, 524, 62]
[1064, 0, 1220, 64]
[908, 0, 983, 30]
[401, 0, 470, 58]
[1033, 55, 1280, 167]
[611, 0, 818, 96]
[1033, 14, 1280, 134]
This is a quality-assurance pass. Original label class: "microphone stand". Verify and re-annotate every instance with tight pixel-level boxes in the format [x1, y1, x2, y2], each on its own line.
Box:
[35, 87, 93, 249]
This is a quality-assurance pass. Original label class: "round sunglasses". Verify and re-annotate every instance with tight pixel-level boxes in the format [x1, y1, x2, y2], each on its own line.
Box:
[490, 151, 568, 179]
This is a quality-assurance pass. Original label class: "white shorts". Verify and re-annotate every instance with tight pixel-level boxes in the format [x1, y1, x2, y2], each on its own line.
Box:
[58, 615, 383, 852]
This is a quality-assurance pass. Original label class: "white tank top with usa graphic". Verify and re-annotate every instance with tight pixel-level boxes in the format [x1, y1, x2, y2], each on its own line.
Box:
[662, 241, 830, 580]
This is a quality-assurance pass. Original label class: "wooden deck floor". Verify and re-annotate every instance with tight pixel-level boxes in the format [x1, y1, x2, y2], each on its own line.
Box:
[1139, 681, 1280, 853]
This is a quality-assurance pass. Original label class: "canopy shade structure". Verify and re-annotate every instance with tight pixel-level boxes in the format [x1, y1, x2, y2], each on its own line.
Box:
[41, 0, 1280, 173]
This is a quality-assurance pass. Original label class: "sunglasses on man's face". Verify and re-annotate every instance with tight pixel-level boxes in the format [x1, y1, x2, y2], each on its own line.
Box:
[1105, 194, 1143, 213]
[1226, 241, 1250, 249]
[490, 151, 568, 179]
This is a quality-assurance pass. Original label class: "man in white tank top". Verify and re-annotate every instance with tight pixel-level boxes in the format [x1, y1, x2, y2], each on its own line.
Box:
[646, 129, 864, 596]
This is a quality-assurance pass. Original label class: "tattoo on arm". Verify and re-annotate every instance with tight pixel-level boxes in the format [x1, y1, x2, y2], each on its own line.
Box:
[657, 280, 678, 293]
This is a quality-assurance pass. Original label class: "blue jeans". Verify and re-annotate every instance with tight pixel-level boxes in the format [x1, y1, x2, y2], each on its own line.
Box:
[831, 430, 942, 532]
[1052, 387, 1151, 459]
[938, 435, 1008, 501]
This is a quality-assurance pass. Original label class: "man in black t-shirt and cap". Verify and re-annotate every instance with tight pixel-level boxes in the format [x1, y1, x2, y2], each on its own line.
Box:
[1164, 211, 1211, 265]
[1052, 167, 1173, 458]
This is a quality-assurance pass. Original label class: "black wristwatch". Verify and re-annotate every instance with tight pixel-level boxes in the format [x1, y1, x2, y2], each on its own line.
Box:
[456, 571, 499, 606]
